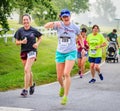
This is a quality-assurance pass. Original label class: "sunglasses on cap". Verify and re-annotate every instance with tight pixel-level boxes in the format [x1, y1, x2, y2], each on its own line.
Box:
[60, 9, 70, 17]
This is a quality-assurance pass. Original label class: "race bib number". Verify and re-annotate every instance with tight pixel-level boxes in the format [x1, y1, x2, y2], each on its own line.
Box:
[59, 36, 71, 46]
[91, 49, 96, 55]
[111, 38, 115, 42]
[27, 51, 36, 59]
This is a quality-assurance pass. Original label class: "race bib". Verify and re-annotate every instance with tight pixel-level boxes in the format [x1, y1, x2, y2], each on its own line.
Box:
[111, 38, 115, 42]
[59, 36, 71, 46]
[27, 51, 36, 59]
[91, 49, 96, 55]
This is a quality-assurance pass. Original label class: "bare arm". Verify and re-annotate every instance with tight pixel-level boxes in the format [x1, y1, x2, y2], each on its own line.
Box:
[77, 34, 84, 48]
[96, 42, 107, 49]
[77, 33, 86, 57]
[15, 38, 27, 45]
[107, 36, 110, 42]
[44, 22, 54, 29]
[116, 38, 119, 48]
[44, 21, 61, 29]
[33, 37, 42, 49]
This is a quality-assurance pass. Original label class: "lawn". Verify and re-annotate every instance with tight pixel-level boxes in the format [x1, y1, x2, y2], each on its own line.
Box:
[0, 36, 84, 91]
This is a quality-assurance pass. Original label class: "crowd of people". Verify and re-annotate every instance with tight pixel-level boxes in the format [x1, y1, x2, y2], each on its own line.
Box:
[14, 9, 119, 105]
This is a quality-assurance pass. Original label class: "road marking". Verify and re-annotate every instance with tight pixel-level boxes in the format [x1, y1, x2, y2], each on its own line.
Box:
[0, 107, 33, 111]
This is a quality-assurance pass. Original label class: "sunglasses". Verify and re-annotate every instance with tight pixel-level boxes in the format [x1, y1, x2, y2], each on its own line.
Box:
[61, 11, 70, 15]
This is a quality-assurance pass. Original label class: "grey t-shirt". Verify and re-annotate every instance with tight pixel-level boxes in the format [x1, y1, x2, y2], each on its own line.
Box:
[14, 26, 42, 52]
[54, 22, 80, 53]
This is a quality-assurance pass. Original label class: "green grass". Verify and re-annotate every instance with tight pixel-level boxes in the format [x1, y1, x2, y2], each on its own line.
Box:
[0, 36, 83, 91]
[0, 35, 92, 91]
[0, 36, 57, 91]
[0, 35, 108, 91]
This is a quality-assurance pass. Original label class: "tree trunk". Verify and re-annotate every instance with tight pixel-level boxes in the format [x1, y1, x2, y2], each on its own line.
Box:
[18, 9, 24, 24]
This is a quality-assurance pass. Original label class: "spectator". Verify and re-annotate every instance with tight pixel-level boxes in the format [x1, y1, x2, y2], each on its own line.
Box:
[107, 29, 119, 48]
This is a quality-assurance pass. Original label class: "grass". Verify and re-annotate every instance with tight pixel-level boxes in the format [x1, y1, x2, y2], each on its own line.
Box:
[0, 36, 84, 91]
[0, 36, 57, 91]
[0, 35, 109, 91]
[0, 35, 92, 91]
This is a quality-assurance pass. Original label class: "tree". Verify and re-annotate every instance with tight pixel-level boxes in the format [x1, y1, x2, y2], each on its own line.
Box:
[32, 0, 57, 26]
[33, 0, 89, 26]
[0, 0, 57, 30]
[52, 0, 89, 13]
[0, 0, 12, 33]
[0, 0, 89, 31]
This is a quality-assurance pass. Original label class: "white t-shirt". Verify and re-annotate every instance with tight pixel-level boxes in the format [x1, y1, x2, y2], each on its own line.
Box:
[54, 22, 80, 53]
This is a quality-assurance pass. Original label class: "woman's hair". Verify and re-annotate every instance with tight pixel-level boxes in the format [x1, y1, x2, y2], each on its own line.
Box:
[81, 28, 87, 33]
[22, 14, 31, 20]
[92, 24, 99, 30]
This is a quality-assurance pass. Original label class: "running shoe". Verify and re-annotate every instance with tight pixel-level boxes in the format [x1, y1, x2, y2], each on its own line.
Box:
[21, 89, 28, 97]
[80, 74, 83, 78]
[89, 79, 96, 83]
[78, 70, 81, 75]
[99, 73, 104, 80]
[29, 83, 35, 95]
[59, 87, 64, 97]
[61, 96, 68, 105]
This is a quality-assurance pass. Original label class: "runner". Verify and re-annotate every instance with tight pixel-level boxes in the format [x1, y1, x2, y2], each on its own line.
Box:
[87, 25, 107, 83]
[44, 9, 85, 105]
[14, 14, 42, 97]
[76, 28, 89, 78]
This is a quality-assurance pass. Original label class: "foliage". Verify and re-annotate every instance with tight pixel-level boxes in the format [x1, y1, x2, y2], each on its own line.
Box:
[32, 0, 57, 25]
[0, 0, 12, 34]
[33, 0, 89, 25]
[0, 0, 89, 30]
[52, 0, 89, 14]
[0, 0, 57, 29]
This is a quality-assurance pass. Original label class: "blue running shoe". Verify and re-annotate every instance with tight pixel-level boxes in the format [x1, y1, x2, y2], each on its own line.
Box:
[89, 79, 96, 83]
[99, 73, 103, 80]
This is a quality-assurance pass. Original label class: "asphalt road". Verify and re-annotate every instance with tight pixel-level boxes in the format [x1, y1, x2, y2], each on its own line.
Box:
[0, 61, 120, 111]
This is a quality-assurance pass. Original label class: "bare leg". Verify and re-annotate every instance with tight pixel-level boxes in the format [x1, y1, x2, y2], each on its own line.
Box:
[24, 58, 35, 90]
[64, 60, 75, 96]
[56, 62, 65, 88]
[90, 63, 95, 78]
[81, 56, 87, 75]
[29, 72, 33, 87]
[94, 64, 100, 74]
[77, 58, 81, 71]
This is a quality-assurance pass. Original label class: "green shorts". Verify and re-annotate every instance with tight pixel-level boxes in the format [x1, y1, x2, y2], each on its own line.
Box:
[56, 50, 77, 63]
